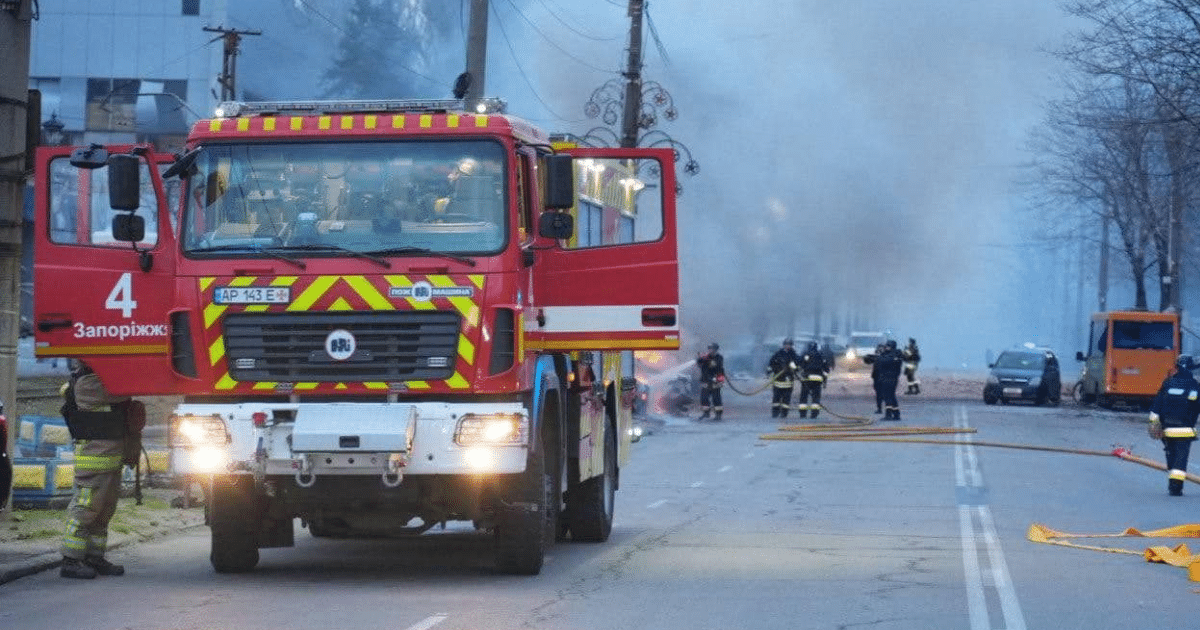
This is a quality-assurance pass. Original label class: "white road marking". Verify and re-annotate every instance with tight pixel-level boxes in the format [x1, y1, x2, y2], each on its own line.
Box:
[690, 481, 704, 488]
[405, 614, 448, 630]
[647, 499, 668, 509]
[717, 465, 732, 473]
[955, 405, 1027, 630]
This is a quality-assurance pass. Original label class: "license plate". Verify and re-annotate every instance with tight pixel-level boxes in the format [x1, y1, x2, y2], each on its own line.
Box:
[1003, 387, 1023, 396]
[213, 286, 291, 304]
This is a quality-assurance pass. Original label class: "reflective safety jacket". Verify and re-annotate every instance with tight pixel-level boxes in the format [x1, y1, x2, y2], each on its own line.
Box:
[1149, 370, 1200, 439]
[798, 349, 829, 382]
[768, 348, 801, 387]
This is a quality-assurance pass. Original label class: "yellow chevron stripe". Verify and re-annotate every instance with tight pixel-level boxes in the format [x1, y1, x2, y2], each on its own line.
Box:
[263, 117, 276, 131]
[200, 277, 216, 291]
[470, 274, 485, 289]
[447, 114, 459, 128]
[237, 118, 250, 132]
[392, 115, 405, 128]
[208, 336, 225, 366]
[335, 383, 348, 390]
[458, 335, 475, 365]
[289, 275, 339, 310]
[408, 381, 430, 389]
[244, 304, 270, 313]
[290, 116, 302, 131]
[475, 115, 488, 127]
[295, 383, 318, 390]
[329, 297, 353, 311]
[252, 382, 276, 390]
[341, 115, 353, 130]
[420, 114, 432, 128]
[319, 116, 331, 130]
[209, 119, 221, 132]
[345, 275, 393, 309]
[446, 373, 469, 389]
[364, 115, 377, 129]
[216, 373, 237, 390]
[204, 303, 226, 328]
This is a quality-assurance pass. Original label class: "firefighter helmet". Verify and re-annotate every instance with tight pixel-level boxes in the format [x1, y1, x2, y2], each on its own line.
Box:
[708, 342, 719, 351]
[782, 337, 793, 346]
[1177, 354, 1195, 371]
[885, 339, 898, 350]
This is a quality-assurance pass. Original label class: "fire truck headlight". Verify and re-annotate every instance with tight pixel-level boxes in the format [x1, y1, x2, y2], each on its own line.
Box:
[187, 446, 231, 474]
[170, 414, 230, 448]
[454, 413, 528, 446]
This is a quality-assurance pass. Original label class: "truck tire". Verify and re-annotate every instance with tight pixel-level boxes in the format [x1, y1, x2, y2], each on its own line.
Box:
[567, 425, 615, 543]
[209, 475, 261, 573]
[494, 443, 549, 575]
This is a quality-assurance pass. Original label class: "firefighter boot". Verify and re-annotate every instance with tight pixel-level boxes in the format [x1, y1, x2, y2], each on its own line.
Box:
[85, 557, 125, 576]
[1169, 479, 1184, 496]
[809, 409, 820, 419]
[699, 409, 710, 420]
[60, 558, 98, 579]
[771, 407, 779, 418]
[714, 410, 723, 421]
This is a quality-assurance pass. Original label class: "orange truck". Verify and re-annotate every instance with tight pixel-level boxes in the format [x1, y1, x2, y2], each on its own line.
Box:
[32, 98, 680, 574]
[1074, 310, 1181, 409]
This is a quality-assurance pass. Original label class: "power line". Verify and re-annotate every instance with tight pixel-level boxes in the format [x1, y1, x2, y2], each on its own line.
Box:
[534, 0, 621, 42]
[500, 0, 618, 74]
[489, 0, 581, 123]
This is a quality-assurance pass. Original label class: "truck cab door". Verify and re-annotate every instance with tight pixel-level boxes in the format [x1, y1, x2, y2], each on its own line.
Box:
[33, 145, 180, 395]
[529, 147, 679, 352]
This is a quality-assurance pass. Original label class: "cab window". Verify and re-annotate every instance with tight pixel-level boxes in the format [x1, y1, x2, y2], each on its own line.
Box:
[47, 157, 159, 248]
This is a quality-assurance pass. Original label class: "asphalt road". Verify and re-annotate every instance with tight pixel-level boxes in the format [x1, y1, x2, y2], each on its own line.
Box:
[0, 385, 1195, 630]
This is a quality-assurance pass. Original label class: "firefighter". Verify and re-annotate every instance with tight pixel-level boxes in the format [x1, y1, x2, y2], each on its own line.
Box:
[863, 343, 886, 413]
[767, 338, 801, 418]
[58, 361, 146, 579]
[797, 341, 831, 419]
[696, 342, 726, 420]
[903, 338, 922, 395]
[1147, 354, 1200, 496]
[433, 157, 480, 219]
[872, 340, 904, 420]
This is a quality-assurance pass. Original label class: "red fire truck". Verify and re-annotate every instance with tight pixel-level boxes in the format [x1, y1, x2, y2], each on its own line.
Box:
[32, 98, 679, 574]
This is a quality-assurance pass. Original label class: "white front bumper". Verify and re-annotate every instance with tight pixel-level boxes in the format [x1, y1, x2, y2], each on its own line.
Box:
[170, 401, 529, 477]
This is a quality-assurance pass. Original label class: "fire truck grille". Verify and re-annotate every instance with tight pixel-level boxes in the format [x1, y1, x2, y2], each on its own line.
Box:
[222, 312, 462, 382]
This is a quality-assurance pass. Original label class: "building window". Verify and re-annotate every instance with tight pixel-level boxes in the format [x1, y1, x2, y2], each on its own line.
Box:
[86, 78, 140, 131]
[183, 0, 200, 16]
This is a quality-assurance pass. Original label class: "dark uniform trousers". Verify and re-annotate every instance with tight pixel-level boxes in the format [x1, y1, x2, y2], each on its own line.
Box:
[797, 376, 824, 419]
[772, 379, 794, 418]
[1163, 428, 1195, 495]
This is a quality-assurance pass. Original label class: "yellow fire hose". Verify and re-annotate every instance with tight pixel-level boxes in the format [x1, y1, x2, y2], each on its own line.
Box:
[760, 401, 1200, 585]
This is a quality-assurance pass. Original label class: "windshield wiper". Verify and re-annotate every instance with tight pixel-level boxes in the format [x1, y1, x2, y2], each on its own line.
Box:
[366, 247, 477, 267]
[188, 244, 307, 269]
[278, 244, 391, 268]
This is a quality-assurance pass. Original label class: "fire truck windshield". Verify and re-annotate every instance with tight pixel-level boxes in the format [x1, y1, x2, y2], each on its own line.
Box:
[180, 140, 508, 258]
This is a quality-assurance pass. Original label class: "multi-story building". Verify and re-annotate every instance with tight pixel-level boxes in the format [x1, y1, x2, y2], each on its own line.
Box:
[28, 0, 228, 151]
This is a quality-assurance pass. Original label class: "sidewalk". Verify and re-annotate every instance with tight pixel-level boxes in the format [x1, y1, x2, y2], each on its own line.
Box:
[0, 488, 206, 585]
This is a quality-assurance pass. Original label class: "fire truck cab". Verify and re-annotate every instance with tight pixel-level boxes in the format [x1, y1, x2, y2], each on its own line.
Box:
[32, 98, 680, 575]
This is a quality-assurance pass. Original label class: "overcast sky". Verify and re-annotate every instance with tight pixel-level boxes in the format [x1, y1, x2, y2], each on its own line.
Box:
[235, 0, 1085, 370]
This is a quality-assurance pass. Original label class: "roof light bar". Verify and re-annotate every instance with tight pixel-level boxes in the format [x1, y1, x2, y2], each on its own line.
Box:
[213, 98, 507, 118]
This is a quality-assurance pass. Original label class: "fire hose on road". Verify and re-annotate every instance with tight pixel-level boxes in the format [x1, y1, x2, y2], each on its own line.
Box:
[759, 404, 1200, 585]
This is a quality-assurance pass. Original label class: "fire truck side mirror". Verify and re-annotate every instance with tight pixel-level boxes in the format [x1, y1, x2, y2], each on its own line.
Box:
[543, 154, 575, 210]
[538, 211, 574, 240]
[111, 213, 145, 243]
[68, 144, 109, 169]
[107, 153, 142, 211]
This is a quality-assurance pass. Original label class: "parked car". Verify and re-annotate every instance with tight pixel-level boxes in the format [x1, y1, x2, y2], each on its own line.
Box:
[1, 398, 11, 510]
[983, 346, 1062, 406]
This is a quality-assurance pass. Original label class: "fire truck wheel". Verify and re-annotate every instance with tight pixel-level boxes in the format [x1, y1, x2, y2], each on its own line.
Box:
[567, 425, 615, 543]
[494, 442, 548, 575]
[209, 475, 261, 574]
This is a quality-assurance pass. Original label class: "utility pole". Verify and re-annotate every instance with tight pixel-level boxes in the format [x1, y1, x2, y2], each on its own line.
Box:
[1, 1, 33, 517]
[620, 0, 645, 148]
[203, 25, 260, 102]
[462, 0, 489, 108]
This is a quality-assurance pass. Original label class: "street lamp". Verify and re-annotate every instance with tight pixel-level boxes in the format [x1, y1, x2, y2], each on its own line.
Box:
[41, 113, 65, 146]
